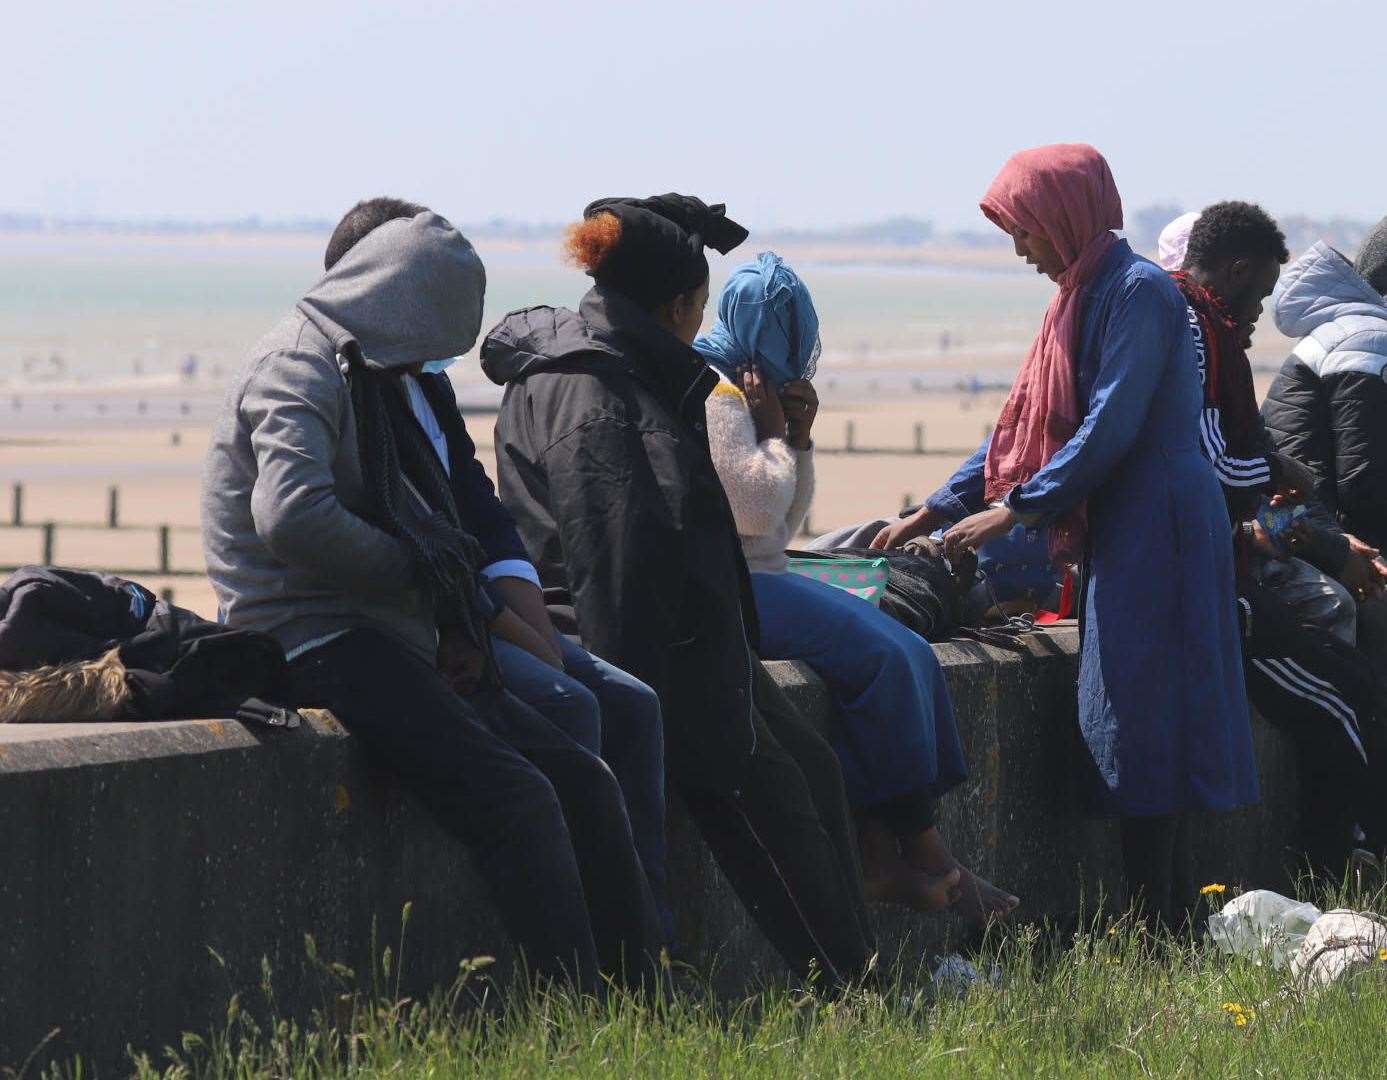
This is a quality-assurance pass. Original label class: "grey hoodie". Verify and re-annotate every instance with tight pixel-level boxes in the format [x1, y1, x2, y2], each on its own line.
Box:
[1273, 240, 1387, 357]
[1263, 241, 1387, 549]
[201, 211, 486, 661]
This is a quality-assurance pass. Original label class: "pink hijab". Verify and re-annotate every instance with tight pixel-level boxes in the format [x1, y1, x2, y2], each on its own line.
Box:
[980, 143, 1123, 559]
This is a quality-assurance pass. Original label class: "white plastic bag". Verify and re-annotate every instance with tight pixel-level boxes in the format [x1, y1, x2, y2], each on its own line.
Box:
[1207, 889, 1323, 968]
[928, 953, 1000, 996]
[1290, 911, 1387, 990]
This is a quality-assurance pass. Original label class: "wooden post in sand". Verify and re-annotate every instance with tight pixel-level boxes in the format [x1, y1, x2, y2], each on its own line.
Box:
[107, 486, 120, 529]
[10, 483, 21, 526]
[845, 420, 856, 452]
[41, 522, 55, 565]
[158, 525, 172, 575]
[914, 423, 925, 454]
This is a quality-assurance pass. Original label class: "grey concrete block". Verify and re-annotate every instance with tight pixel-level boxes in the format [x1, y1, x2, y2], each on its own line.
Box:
[0, 627, 1299, 1071]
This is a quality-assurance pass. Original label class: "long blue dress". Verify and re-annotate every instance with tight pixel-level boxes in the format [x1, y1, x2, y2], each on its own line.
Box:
[927, 241, 1258, 816]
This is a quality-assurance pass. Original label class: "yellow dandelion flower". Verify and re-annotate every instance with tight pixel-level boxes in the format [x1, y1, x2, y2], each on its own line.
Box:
[1201, 883, 1227, 896]
[1379, 947, 1387, 962]
[1233, 1013, 1248, 1027]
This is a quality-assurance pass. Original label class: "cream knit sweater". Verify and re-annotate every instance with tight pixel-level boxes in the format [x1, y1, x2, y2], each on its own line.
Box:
[705, 375, 815, 573]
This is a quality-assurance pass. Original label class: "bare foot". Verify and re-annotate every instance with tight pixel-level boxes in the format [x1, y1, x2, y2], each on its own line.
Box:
[860, 818, 964, 913]
[950, 865, 1019, 927]
[864, 867, 963, 912]
[900, 826, 1019, 927]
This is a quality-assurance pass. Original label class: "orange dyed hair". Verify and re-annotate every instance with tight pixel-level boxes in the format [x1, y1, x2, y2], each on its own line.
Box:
[563, 212, 622, 272]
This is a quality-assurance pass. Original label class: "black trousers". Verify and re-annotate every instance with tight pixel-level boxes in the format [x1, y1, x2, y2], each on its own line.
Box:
[678, 664, 874, 987]
[1120, 814, 1193, 932]
[284, 629, 664, 995]
[1239, 580, 1387, 873]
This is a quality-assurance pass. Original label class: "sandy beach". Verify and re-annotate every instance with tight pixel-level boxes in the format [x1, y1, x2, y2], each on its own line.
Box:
[0, 371, 1283, 620]
[0, 386, 1020, 619]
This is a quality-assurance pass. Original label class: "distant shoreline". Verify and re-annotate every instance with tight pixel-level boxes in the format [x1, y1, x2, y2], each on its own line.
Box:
[0, 227, 1026, 274]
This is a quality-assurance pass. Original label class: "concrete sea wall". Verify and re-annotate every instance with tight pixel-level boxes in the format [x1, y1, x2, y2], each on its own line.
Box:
[0, 626, 1300, 1070]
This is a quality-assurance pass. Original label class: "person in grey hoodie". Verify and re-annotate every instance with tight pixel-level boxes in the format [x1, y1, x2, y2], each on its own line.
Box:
[201, 201, 663, 993]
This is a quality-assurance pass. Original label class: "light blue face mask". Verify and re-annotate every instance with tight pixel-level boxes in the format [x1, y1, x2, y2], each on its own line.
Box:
[420, 356, 461, 374]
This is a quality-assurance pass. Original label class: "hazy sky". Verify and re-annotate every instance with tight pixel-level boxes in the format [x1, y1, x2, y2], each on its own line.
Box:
[7, 0, 1386, 230]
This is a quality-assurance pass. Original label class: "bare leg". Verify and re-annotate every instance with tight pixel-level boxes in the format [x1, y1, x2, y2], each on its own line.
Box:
[900, 826, 1019, 926]
[860, 817, 962, 912]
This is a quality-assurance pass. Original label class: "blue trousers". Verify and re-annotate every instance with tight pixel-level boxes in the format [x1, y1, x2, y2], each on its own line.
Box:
[494, 635, 670, 939]
[750, 570, 967, 815]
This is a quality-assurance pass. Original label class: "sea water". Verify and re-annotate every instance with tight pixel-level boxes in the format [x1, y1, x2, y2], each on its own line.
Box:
[0, 232, 1294, 404]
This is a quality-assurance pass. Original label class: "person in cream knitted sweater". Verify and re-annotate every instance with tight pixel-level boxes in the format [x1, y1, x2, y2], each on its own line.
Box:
[705, 369, 815, 573]
[697, 254, 1017, 924]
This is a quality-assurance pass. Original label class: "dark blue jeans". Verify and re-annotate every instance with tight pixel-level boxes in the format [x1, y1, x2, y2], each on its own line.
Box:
[750, 570, 966, 814]
[493, 636, 670, 939]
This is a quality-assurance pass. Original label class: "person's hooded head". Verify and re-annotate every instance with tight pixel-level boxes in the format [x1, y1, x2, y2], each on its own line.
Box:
[1355, 215, 1387, 297]
[563, 193, 748, 344]
[297, 199, 492, 631]
[303, 197, 486, 374]
[1156, 211, 1200, 271]
[980, 142, 1123, 285]
[693, 253, 821, 387]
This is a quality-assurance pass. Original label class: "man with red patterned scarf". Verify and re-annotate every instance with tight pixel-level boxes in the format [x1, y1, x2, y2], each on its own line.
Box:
[1172, 202, 1387, 874]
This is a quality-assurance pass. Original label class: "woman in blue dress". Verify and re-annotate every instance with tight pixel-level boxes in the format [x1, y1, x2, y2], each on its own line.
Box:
[879, 144, 1257, 929]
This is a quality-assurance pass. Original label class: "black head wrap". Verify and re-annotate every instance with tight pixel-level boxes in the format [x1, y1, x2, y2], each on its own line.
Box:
[582, 193, 749, 310]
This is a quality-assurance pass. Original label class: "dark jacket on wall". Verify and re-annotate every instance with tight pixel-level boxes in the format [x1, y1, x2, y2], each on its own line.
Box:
[0, 566, 289, 722]
[482, 286, 761, 786]
[1263, 242, 1387, 551]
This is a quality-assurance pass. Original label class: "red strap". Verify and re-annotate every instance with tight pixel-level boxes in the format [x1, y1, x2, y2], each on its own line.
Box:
[1034, 568, 1075, 624]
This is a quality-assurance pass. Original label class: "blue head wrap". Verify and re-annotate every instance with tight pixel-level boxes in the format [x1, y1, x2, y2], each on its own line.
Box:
[693, 252, 821, 387]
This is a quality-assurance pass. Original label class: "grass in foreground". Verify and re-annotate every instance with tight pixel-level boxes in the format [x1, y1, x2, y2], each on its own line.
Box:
[42, 883, 1387, 1078]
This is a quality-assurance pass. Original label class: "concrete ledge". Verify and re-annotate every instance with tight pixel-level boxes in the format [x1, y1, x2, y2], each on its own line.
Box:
[0, 627, 1300, 1069]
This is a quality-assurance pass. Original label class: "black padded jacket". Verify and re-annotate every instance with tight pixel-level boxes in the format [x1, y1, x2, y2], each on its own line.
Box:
[1262, 242, 1387, 550]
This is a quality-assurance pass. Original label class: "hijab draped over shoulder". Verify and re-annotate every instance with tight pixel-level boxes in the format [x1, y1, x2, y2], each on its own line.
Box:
[980, 142, 1123, 559]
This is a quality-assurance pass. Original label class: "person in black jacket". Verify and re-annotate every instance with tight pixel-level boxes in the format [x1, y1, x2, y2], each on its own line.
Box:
[1263, 231, 1387, 555]
[1262, 226, 1387, 694]
[482, 195, 896, 987]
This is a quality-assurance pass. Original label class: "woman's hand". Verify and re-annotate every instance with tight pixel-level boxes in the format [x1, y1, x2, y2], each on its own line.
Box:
[742, 366, 787, 443]
[780, 378, 819, 451]
[871, 507, 944, 550]
[941, 505, 1018, 558]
